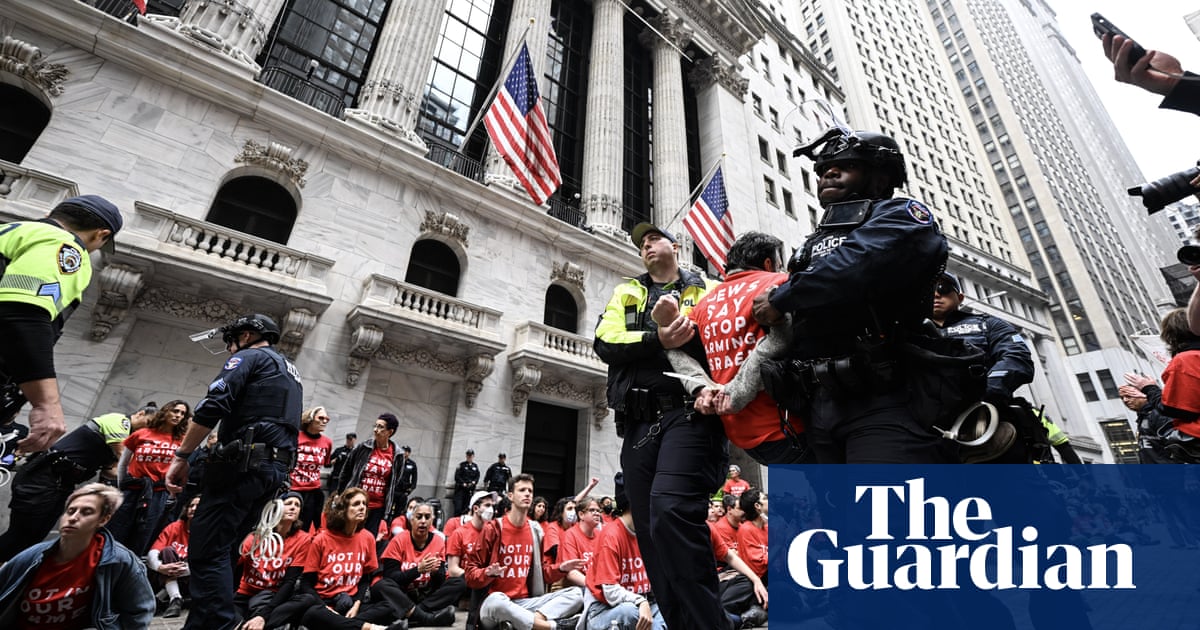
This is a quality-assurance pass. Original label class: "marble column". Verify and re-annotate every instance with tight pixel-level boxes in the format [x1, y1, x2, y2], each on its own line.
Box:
[344, 0, 450, 150]
[484, 0, 554, 193]
[643, 15, 690, 227]
[169, 0, 288, 71]
[580, 0, 625, 234]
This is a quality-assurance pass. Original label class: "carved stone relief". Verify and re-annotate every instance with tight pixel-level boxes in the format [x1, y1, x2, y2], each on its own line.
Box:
[509, 360, 542, 416]
[419, 211, 470, 249]
[276, 307, 316, 359]
[0, 35, 69, 96]
[550, 261, 585, 292]
[91, 265, 145, 341]
[234, 139, 309, 188]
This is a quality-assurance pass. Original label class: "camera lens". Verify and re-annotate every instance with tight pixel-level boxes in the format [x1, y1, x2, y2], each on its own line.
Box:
[1128, 165, 1200, 214]
[1178, 245, 1200, 266]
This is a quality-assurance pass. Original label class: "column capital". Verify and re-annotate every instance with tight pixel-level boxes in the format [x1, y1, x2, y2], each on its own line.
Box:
[689, 56, 748, 98]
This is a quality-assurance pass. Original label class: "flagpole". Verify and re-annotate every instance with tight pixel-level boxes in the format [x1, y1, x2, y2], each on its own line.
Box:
[663, 154, 725, 230]
[457, 19, 536, 151]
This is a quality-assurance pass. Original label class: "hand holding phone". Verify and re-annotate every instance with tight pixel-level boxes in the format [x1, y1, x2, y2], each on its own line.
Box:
[1091, 13, 1147, 66]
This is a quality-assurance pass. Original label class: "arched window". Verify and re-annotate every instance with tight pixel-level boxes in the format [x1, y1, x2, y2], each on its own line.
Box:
[206, 176, 297, 244]
[0, 83, 51, 163]
[405, 240, 460, 296]
[543, 285, 579, 333]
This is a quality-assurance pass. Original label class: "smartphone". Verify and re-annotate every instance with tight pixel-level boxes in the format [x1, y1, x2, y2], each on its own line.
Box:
[1091, 13, 1147, 65]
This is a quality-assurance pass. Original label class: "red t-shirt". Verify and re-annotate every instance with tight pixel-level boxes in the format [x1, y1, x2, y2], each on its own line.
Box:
[490, 519, 536, 599]
[736, 520, 768, 578]
[291, 433, 333, 492]
[18, 534, 105, 630]
[711, 517, 738, 555]
[1163, 351, 1200, 437]
[360, 445, 395, 509]
[709, 522, 730, 564]
[123, 427, 179, 481]
[151, 520, 189, 561]
[444, 514, 467, 540]
[447, 520, 484, 559]
[688, 270, 803, 448]
[559, 524, 600, 575]
[238, 529, 312, 595]
[304, 528, 378, 598]
[381, 530, 447, 589]
[587, 520, 650, 604]
[543, 521, 563, 554]
[723, 478, 751, 497]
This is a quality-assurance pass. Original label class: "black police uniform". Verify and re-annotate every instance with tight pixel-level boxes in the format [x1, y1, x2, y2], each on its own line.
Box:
[185, 344, 302, 630]
[395, 453, 418, 516]
[327, 443, 354, 491]
[453, 458, 480, 515]
[935, 309, 1034, 402]
[769, 197, 951, 463]
[483, 460, 511, 494]
[594, 267, 729, 630]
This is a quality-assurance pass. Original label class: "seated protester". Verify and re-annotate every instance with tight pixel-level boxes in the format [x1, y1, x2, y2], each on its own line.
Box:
[463, 473, 584, 630]
[235, 492, 314, 630]
[583, 473, 663, 630]
[559, 497, 603, 588]
[710, 494, 743, 566]
[0, 483, 155, 628]
[0, 403, 155, 563]
[374, 502, 462, 626]
[734, 491, 768, 582]
[711, 493, 768, 629]
[109, 400, 190, 556]
[707, 498, 726, 524]
[542, 497, 577, 588]
[381, 497, 425, 552]
[598, 497, 617, 526]
[148, 495, 199, 618]
[447, 491, 496, 580]
[298, 487, 402, 630]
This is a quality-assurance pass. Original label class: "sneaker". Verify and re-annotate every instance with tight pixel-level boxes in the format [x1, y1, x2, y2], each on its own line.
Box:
[432, 605, 457, 626]
[740, 604, 768, 628]
[163, 597, 184, 618]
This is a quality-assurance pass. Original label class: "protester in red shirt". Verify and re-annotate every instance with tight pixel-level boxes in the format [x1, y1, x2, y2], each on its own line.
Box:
[560, 497, 603, 588]
[147, 494, 199, 618]
[235, 492, 313, 630]
[710, 494, 743, 564]
[708, 498, 726, 523]
[721, 490, 769, 628]
[722, 465, 751, 498]
[0, 483, 154, 629]
[708, 508, 769, 629]
[447, 490, 495, 579]
[464, 473, 583, 630]
[735, 490, 768, 580]
[583, 473, 662, 629]
[372, 502, 461, 626]
[108, 400, 189, 555]
[336, 414, 406, 545]
[293, 406, 334, 531]
[297, 488, 400, 630]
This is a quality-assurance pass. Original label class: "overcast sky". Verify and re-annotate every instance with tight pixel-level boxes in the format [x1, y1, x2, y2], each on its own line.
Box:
[1049, 1, 1200, 180]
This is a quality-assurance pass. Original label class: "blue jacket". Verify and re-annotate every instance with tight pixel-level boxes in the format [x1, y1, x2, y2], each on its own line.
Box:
[0, 528, 154, 629]
[936, 309, 1034, 400]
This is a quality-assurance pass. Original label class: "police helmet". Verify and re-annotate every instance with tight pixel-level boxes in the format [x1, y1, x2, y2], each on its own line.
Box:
[220, 313, 281, 344]
[798, 129, 908, 189]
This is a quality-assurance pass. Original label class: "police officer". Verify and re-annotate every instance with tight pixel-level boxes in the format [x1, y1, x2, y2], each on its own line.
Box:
[482, 452, 511, 494]
[395, 444, 418, 517]
[0, 195, 122, 453]
[753, 129, 951, 464]
[595, 222, 729, 630]
[165, 313, 302, 630]
[930, 271, 1041, 462]
[326, 431, 356, 491]
[453, 448, 479, 516]
[0, 402, 155, 562]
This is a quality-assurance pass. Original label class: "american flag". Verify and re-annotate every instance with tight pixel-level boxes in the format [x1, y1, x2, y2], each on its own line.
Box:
[684, 166, 733, 276]
[484, 43, 561, 205]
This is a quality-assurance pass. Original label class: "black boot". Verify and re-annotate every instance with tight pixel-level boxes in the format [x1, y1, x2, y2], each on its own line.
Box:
[408, 604, 455, 627]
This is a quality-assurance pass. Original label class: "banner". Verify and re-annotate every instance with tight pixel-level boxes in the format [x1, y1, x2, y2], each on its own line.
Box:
[768, 465, 1200, 629]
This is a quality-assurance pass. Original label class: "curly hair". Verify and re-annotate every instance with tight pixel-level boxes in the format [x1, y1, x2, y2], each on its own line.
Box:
[325, 487, 368, 534]
[550, 496, 576, 528]
[1160, 308, 1200, 356]
[531, 496, 549, 522]
[148, 399, 190, 441]
[725, 231, 783, 275]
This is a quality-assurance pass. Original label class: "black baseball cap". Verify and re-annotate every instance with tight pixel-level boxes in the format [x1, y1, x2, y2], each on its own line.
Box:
[466, 448, 475, 455]
[630, 223, 676, 248]
[402, 445, 412, 452]
[58, 195, 123, 255]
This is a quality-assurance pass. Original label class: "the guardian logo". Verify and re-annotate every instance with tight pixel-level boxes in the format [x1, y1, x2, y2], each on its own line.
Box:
[787, 478, 1134, 591]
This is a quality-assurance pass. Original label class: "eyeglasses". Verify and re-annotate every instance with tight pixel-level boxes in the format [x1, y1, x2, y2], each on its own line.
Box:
[934, 282, 958, 295]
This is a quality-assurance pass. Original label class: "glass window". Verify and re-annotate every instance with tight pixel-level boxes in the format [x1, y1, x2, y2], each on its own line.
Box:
[405, 239, 461, 296]
[544, 284, 578, 333]
[1075, 373, 1099, 402]
[0, 84, 50, 163]
[206, 176, 297, 245]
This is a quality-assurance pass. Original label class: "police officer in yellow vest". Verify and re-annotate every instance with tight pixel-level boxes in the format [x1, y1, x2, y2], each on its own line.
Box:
[0, 195, 123, 453]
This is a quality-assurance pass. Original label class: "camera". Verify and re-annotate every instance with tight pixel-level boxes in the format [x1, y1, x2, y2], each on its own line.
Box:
[1127, 161, 1200, 214]
[1178, 245, 1200, 266]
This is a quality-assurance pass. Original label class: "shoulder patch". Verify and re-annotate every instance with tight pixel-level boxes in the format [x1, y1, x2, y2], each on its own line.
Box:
[210, 378, 227, 392]
[1012, 334, 1025, 344]
[906, 200, 932, 225]
[224, 357, 242, 370]
[121, 417, 132, 432]
[58, 244, 83, 274]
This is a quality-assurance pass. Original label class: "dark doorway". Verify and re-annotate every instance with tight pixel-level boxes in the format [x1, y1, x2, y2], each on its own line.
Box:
[521, 401, 579, 501]
[0, 84, 50, 163]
